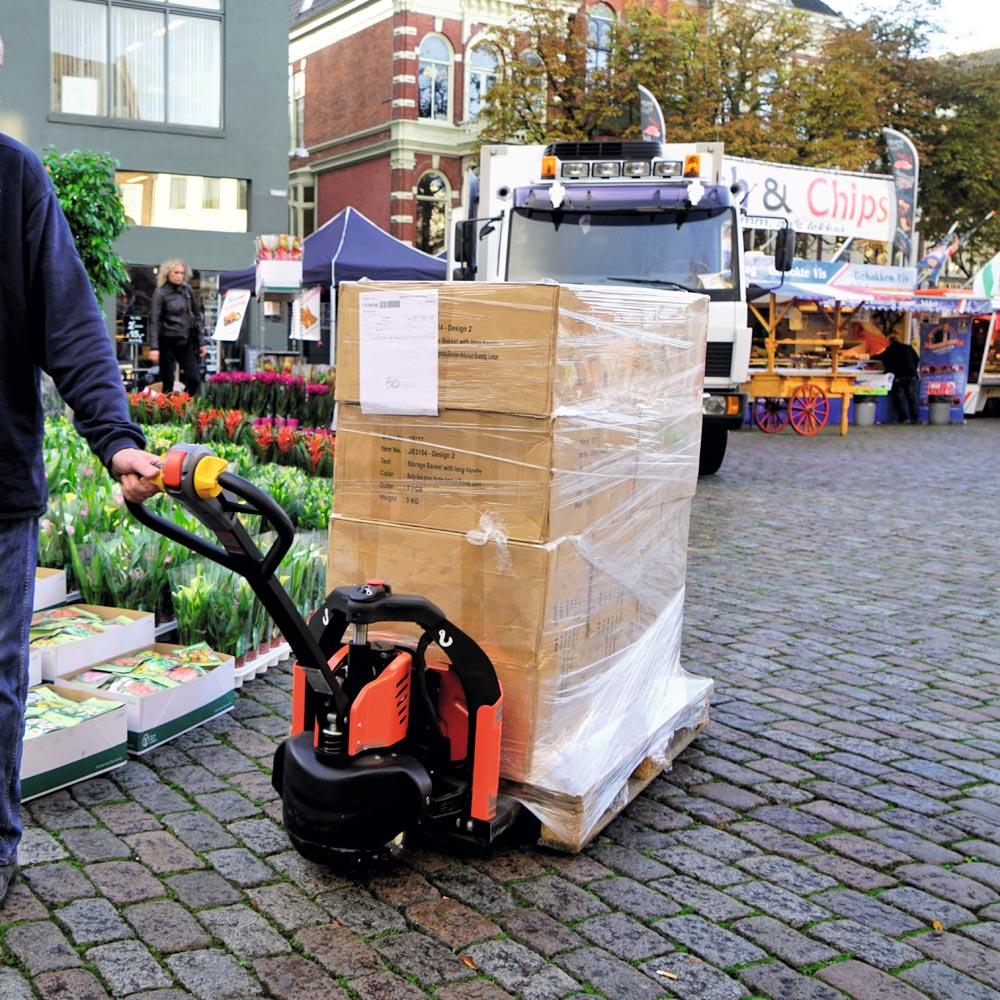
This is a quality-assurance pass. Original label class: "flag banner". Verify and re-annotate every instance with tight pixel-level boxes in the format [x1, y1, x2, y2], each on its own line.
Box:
[883, 128, 919, 261]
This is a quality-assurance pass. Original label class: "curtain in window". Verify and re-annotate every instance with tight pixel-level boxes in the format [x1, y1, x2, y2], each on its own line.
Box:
[418, 36, 450, 121]
[112, 6, 164, 121]
[168, 15, 221, 127]
[51, 0, 108, 116]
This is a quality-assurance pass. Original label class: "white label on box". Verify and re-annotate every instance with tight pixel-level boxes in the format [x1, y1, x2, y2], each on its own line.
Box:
[358, 290, 439, 416]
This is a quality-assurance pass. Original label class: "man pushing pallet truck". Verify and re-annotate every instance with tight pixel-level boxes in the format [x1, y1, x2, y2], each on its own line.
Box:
[133, 280, 713, 857]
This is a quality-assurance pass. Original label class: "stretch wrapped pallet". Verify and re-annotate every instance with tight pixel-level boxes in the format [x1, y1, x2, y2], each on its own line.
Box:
[331, 281, 713, 848]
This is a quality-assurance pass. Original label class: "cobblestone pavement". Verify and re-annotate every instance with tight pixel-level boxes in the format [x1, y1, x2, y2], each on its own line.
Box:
[4, 421, 1000, 999]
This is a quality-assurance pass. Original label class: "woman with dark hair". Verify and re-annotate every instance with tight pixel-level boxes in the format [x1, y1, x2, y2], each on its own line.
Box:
[149, 259, 206, 394]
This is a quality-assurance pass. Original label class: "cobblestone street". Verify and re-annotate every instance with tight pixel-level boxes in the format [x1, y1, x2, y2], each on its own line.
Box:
[4, 420, 1000, 1000]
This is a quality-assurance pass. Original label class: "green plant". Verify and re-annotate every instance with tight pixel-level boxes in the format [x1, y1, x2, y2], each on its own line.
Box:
[43, 147, 129, 299]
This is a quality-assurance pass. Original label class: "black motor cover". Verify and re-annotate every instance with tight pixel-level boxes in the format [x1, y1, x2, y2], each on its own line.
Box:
[273, 734, 433, 853]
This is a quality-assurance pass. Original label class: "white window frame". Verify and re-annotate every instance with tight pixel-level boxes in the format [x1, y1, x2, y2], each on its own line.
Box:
[414, 170, 450, 256]
[586, 2, 616, 75]
[465, 39, 499, 122]
[418, 33, 453, 123]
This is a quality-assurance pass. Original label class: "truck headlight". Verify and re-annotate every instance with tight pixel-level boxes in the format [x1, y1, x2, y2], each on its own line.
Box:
[593, 161, 620, 178]
[703, 395, 727, 416]
[624, 161, 651, 177]
[561, 162, 589, 179]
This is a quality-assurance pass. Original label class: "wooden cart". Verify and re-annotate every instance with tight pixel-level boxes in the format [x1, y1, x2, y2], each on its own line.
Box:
[748, 291, 858, 436]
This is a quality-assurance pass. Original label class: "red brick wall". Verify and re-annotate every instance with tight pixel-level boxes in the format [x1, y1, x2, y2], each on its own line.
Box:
[316, 157, 391, 229]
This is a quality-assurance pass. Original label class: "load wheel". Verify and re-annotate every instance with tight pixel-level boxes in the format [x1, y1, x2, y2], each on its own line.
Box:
[754, 396, 789, 434]
[789, 383, 830, 436]
[698, 425, 729, 476]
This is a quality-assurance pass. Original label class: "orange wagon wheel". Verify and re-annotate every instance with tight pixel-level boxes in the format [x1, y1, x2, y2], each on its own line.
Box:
[754, 396, 789, 434]
[789, 382, 830, 436]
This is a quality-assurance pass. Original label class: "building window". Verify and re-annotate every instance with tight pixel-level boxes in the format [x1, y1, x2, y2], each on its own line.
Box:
[415, 172, 448, 256]
[467, 43, 498, 120]
[118, 170, 249, 232]
[289, 63, 306, 155]
[586, 2, 616, 74]
[51, 0, 223, 129]
[418, 35, 451, 121]
[289, 177, 315, 238]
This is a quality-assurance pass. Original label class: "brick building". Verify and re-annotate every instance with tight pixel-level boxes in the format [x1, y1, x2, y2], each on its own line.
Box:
[287, 0, 841, 254]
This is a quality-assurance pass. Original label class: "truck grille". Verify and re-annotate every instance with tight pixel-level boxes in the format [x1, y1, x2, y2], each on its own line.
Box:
[705, 342, 733, 378]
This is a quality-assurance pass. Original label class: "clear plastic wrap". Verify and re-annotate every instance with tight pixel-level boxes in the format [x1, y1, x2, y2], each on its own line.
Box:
[329, 281, 713, 848]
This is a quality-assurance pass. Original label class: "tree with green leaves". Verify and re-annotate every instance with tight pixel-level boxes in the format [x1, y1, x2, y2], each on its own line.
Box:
[42, 148, 129, 300]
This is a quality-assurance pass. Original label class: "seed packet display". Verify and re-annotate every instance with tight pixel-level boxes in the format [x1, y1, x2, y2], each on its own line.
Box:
[24, 687, 120, 740]
[70, 643, 224, 697]
[30, 608, 135, 647]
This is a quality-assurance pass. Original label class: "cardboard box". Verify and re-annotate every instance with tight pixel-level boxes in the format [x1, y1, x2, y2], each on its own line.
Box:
[32, 606, 156, 682]
[28, 649, 42, 688]
[57, 644, 236, 755]
[334, 405, 644, 543]
[20, 687, 127, 802]
[33, 568, 67, 611]
[336, 282, 707, 417]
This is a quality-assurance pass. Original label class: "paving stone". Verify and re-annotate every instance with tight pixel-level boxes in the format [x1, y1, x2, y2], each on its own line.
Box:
[879, 886, 976, 929]
[624, 796, 696, 832]
[70, 777, 122, 806]
[0, 880, 48, 920]
[673, 826, 762, 863]
[899, 960, 1000, 1000]
[251, 955, 349, 1000]
[867, 827, 964, 865]
[730, 820, 818, 859]
[963, 922, 1000, 950]
[204, 847, 274, 886]
[807, 853, 898, 891]
[588, 876, 681, 919]
[738, 959, 847, 1000]
[225, 769, 280, 804]
[910, 931, 1000, 989]
[164, 810, 236, 851]
[350, 972, 428, 1000]
[86, 940, 172, 995]
[85, 861, 163, 903]
[638, 953, 746, 1000]
[749, 804, 834, 837]
[690, 781, 768, 811]
[29, 792, 96, 831]
[374, 930, 472, 985]
[406, 896, 500, 949]
[732, 881, 829, 930]
[316, 886, 407, 935]
[545, 852, 614, 884]
[473, 849, 548, 883]
[60, 827, 131, 863]
[896, 863, 999, 910]
[650, 875, 753, 921]
[499, 907, 583, 957]
[124, 900, 212, 952]
[198, 903, 291, 957]
[575, 912, 673, 960]
[655, 914, 767, 968]
[367, 869, 439, 906]
[169, 765, 227, 794]
[809, 918, 922, 970]
[819, 832, 912, 869]
[124, 830, 202, 873]
[55, 897, 134, 944]
[558, 946, 665, 999]
[954, 862, 1000, 892]
[33, 968, 110, 1000]
[245, 882, 325, 932]
[166, 869, 243, 908]
[816, 959, 928, 1000]
[196, 790, 261, 822]
[435, 980, 515, 1000]
[653, 846, 748, 887]
[799, 799, 885, 831]
[514, 874, 609, 920]
[0, 968, 33, 1000]
[93, 803, 162, 835]
[129, 781, 191, 816]
[16, 826, 68, 864]
[432, 866, 518, 914]
[166, 949, 263, 999]
[464, 939, 579, 1000]
[295, 924, 383, 977]
[22, 861, 95, 902]
[228, 817, 289, 855]
[587, 844, 672, 881]
[735, 853, 838, 893]
[732, 915, 838, 968]
[877, 808, 965, 844]
[811, 888, 924, 934]
[268, 849, 352, 896]
[189, 745, 259, 775]
[5, 921, 82, 973]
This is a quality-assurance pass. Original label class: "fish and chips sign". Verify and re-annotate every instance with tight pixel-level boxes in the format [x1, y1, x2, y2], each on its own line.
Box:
[724, 156, 897, 243]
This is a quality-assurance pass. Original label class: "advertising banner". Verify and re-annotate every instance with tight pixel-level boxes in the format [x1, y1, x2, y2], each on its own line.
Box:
[724, 156, 896, 242]
[290, 286, 322, 342]
[918, 316, 972, 420]
[883, 128, 919, 262]
[213, 289, 251, 342]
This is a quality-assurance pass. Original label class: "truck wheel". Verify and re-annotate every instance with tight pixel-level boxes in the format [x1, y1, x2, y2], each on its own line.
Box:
[698, 426, 728, 476]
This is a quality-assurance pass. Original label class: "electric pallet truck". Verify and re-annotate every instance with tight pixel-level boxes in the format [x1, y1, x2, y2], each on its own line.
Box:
[128, 444, 522, 860]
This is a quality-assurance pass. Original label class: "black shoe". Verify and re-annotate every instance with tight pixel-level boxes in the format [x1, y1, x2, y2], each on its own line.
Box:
[0, 863, 16, 907]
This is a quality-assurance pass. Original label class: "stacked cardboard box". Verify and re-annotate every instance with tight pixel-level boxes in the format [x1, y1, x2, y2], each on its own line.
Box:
[330, 281, 713, 847]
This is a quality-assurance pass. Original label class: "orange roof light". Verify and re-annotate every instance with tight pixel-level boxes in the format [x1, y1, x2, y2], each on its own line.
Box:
[541, 155, 558, 179]
[683, 154, 701, 178]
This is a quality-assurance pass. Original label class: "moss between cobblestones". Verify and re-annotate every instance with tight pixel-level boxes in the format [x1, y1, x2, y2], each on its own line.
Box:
[799, 954, 852, 975]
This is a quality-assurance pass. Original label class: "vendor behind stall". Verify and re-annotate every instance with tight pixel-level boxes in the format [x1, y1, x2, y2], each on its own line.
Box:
[872, 334, 920, 424]
[841, 320, 889, 360]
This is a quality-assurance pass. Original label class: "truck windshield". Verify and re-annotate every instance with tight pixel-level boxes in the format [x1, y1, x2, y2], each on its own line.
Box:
[506, 205, 739, 301]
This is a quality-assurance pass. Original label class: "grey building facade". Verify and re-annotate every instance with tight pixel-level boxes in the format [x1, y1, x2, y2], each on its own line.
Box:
[0, 0, 288, 354]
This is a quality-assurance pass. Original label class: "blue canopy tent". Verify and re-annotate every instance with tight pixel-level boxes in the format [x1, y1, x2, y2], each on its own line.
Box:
[218, 206, 446, 293]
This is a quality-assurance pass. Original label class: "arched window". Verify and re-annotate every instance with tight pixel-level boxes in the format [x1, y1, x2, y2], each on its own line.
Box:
[418, 35, 451, 121]
[586, 3, 615, 74]
[467, 43, 499, 120]
[415, 172, 448, 256]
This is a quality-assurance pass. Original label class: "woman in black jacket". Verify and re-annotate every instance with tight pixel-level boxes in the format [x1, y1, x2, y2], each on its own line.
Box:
[149, 259, 206, 394]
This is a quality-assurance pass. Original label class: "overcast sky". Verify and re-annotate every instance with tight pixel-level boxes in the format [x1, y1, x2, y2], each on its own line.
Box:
[829, 0, 1000, 55]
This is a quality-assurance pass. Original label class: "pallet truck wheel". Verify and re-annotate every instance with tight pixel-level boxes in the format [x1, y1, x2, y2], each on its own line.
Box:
[789, 383, 830, 436]
[754, 396, 789, 434]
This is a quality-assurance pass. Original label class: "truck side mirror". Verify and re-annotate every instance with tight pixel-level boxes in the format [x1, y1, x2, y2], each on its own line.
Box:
[774, 228, 796, 272]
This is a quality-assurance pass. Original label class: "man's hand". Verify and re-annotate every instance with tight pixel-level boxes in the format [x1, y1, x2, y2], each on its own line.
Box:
[110, 448, 163, 503]
[149, 350, 160, 364]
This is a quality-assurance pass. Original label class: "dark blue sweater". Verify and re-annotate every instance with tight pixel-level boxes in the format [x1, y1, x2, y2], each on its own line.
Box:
[0, 133, 145, 520]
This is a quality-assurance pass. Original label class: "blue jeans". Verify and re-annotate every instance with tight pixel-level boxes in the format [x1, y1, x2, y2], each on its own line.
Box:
[0, 519, 37, 865]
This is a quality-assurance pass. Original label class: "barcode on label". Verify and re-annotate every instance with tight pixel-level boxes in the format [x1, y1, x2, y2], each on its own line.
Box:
[379, 300, 401, 309]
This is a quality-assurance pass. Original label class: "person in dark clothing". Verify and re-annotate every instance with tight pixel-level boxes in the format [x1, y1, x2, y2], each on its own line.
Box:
[0, 35, 161, 907]
[149, 259, 206, 394]
[872, 334, 921, 424]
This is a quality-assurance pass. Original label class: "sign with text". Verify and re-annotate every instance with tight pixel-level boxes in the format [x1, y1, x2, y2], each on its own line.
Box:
[290, 286, 322, 342]
[745, 257, 916, 294]
[724, 156, 897, 243]
[213, 289, 251, 342]
[358, 290, 439, 416]
[918, 317, 972, 420]
[125, 314, 148, 345]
